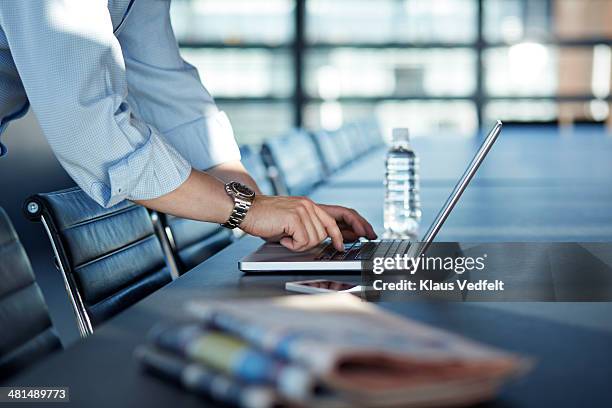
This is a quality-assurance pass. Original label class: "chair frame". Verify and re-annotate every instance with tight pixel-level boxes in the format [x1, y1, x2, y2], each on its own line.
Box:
[36, 210, 93, 337]
[25, 199, 180, 338]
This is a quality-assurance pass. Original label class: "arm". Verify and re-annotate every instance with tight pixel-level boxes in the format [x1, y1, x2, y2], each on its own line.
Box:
[0, 1, 191, 208]
[205, 161, 377, 243]
[206, 161, 263, 195]
[1, 1, 373, 252]
[135, 169, 351, 252]
[115, 0, 376, 247]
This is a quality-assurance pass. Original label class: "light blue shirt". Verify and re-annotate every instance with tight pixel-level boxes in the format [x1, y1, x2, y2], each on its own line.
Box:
[0, 0, 240, 207]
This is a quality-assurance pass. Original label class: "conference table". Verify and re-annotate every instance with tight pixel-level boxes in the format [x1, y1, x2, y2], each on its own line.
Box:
[5, 125, 612, 407]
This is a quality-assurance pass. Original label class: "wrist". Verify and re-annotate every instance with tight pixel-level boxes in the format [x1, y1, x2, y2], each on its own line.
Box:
[221, 181, 256, 229]
[240, 195, 259, 233]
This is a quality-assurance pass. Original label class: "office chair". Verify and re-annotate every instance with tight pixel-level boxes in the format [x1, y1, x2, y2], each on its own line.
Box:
[239, 145, 276, 195]
[359, 118, 384, 149]
[157, 214, 234, 274]
[261, 129, 326, 196]
[24, 188, 173, 337]
[331, 126, 359, 165]
[0, 207, 61, 380]
[342, 123, 369, 158]
[310, 129, 345, 175]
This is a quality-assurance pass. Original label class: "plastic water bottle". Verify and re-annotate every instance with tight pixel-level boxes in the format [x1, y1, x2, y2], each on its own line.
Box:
[384, 128, 421, 239]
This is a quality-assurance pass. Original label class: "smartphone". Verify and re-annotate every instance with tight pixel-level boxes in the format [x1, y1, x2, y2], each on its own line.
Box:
[285, 279, 361, 294]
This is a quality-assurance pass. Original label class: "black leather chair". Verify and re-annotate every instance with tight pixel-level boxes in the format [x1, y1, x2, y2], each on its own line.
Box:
[261, 129, 326, 196]
[310, 130, 345, 175]
[24, 188, 173, 336]
[359, 118, 384, 150]
[158, 214, 234, 274]
[342, 123, 369, 158]
[0, 207, 61, 380]
[335, 126, 360, 163]
[239, 145, 276, 195]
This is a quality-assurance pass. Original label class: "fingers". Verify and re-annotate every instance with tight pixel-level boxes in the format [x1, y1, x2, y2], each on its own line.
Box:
[312, 205, 345, 252]
[279, 236, 299, 251]
[304, 204, 328, 244]
[339, 209, 368, 238]
[298, 205, 322, 249]
[282, 198, 340, 252]
[350, 209, 377, 239]
[243, 195, 376, 253]
[324, 205, 377, 240]
[339, 228, 361, 242]
[281, 214, 309, 251]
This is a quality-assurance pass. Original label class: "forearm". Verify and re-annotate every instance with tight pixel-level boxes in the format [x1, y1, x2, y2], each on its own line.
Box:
[206, 161, 263, 195]
[134, 169, 233, 224]
[134, 164, 375, 253]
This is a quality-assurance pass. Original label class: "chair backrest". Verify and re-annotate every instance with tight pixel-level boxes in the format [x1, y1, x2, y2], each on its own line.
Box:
[261, 129, 326, 196]
[239, 145, 276, 195]
[0, 207, 61, 380]
[24, 188, 173, 336]
[310, 130, 344, 175]
[359, 118, 385, 149]
[342, 123, 369, 158]
[330, 127, 357, 167]
[159, 214, 233, 274]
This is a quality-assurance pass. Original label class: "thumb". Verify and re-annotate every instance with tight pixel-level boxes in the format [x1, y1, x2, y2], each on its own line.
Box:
[280, 236, 297, 250]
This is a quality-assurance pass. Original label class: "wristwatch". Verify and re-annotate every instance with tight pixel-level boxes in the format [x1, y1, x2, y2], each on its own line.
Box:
[221, 181, 255, 229]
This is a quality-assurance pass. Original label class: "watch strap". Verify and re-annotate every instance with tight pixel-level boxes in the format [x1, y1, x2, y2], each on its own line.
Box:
[221, 182, 254, 229]
[222, 197, 251, 229]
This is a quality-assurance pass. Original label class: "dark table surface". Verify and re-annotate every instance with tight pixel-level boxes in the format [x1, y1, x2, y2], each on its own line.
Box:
[5, 126, 612, 407]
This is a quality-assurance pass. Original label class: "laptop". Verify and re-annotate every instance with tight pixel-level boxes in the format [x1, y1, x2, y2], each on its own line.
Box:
[239, 120, 503, 272]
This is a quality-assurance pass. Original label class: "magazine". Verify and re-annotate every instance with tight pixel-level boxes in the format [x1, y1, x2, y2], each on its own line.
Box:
[179, 293, 531, 407]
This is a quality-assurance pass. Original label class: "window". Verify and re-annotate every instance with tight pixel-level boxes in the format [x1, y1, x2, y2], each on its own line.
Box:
[305, 48, 476, 98]
[219, 102, 293, 145]
[171, 0, 294, 45]
[306, 0, 476, 45]
[181, 49, 293, 98]
[171, 0, 612, 143]
[171, 0, 294, 143]
[304, 100, 477, 138]
[485, 45, 558, 97]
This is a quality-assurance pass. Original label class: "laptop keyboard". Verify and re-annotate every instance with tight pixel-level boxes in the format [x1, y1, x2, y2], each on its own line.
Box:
[314, 239, 412, 261]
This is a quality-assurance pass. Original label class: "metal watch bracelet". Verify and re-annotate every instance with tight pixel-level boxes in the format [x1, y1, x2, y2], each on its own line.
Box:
[221, 182, 255, 229]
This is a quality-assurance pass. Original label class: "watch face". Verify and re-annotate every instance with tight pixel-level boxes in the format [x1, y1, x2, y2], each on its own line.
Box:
[230, 182, 255, 198]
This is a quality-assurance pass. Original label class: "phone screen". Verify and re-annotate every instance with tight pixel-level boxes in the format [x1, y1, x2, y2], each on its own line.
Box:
[292, 280, 358, 291]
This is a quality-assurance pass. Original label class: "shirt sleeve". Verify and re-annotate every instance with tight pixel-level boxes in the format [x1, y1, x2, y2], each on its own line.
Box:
[117, 0, 241, 172]
[0, 0, 192, 208]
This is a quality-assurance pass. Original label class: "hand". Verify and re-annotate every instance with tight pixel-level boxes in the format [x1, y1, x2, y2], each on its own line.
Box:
[241, 196, 356, 252]
[318, 204, 377, 242]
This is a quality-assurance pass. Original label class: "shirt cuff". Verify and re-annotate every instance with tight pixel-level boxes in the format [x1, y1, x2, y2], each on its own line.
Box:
[91, 129, 192, 208]
[161, 110, 242, 171]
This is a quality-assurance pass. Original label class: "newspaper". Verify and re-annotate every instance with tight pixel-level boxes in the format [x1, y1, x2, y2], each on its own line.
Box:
[180, 293, 530, 407]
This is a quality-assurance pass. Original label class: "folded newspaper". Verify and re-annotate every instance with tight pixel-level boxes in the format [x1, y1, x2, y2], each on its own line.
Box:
[137, 294, 530, 408]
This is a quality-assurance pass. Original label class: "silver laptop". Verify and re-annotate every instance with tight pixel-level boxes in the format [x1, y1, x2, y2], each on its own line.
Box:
[240, 120, 503, 272]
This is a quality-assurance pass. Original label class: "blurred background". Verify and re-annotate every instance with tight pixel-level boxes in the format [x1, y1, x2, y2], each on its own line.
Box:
[1, 0, 612, 344]
[172, 0, 612, 140]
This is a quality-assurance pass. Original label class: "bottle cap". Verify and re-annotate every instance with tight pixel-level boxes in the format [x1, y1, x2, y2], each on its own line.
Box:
[392, 128, 410, 143]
